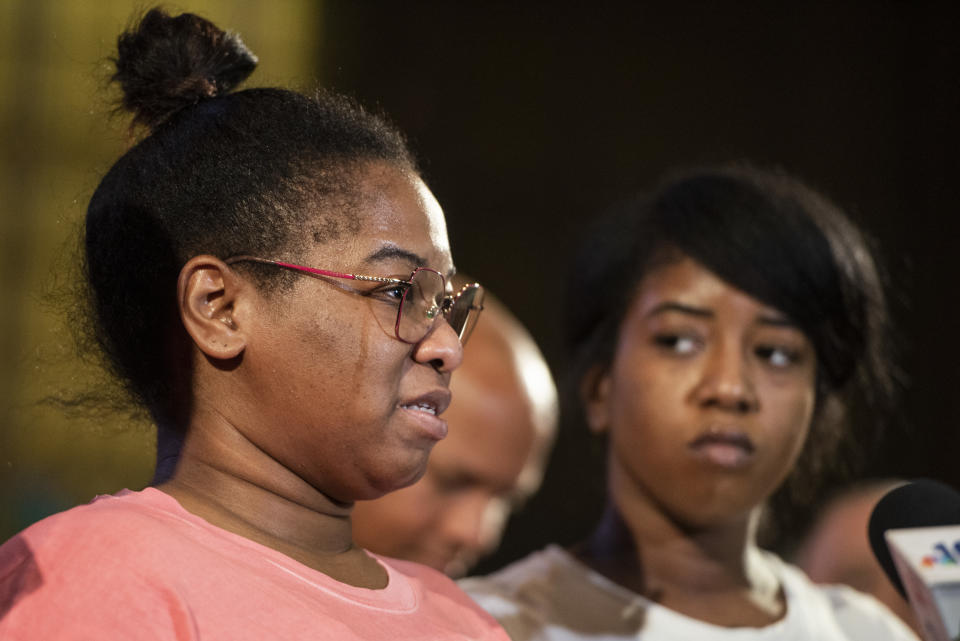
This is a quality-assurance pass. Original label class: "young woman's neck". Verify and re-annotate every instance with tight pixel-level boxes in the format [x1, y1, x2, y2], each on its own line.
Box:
[154, 405, 387, 589]
[576, 484, 784, 627]
[581, 501, 762, 591]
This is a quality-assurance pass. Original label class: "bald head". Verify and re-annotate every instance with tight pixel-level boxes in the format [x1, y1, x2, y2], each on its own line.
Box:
[352, 294, 557, 577]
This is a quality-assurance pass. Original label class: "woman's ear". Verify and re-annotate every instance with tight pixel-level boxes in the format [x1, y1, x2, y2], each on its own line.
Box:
[580, 364, 613, 434]
[177, 255, 248, 359]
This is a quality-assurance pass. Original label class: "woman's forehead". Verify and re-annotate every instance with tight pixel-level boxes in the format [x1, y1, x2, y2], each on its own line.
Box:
[305, 165, 454, 274]
[633, 257, 794, 324]
[361, 242, 454, 277]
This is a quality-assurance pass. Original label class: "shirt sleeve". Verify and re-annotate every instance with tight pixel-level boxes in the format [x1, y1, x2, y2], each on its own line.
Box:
[0, 529, 199, 641]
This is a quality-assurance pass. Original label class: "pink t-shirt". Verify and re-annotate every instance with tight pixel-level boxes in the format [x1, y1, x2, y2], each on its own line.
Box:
[0, 488, 509, 640]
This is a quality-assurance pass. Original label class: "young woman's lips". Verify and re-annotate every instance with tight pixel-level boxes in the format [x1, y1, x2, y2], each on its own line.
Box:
[399, 390, 451, 441]
[688, 428, 756, 468]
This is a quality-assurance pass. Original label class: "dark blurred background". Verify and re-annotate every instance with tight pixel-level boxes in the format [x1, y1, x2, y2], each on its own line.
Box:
[2, 1, 958, 572]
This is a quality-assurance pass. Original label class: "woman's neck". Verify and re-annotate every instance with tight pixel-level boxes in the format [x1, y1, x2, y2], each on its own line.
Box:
[576, 496, 784, 628]
[155, 407, 387, 589]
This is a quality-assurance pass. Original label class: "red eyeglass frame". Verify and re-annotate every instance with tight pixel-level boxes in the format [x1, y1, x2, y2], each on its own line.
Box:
[223, 255, 478, 344]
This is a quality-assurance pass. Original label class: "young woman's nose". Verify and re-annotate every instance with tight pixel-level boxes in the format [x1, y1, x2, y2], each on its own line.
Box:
[412, 317, 464, 372]
[693, 341, 758, 412]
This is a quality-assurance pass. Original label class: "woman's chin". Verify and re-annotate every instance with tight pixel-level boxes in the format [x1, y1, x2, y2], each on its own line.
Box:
[360, 454, 431, 500]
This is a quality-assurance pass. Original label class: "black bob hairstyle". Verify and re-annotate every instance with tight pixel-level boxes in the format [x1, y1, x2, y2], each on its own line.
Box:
[84, 8, 416, 428]
[566, 165, 896, 523]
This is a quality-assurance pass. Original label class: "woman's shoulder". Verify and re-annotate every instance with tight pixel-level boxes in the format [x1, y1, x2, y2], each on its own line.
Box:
[459, 545, 648, 640]
[1, 488, 209, 601]
[381, 554, 484, 609]
[379, 555, 509, 617]
[459, 544, 580, 599]
[769, 552, 920, 641]
[459, 547, 921, 641]
[330, 554, 510, 641]
[2, 487, 196, 560]
[0, 488, 209, 638]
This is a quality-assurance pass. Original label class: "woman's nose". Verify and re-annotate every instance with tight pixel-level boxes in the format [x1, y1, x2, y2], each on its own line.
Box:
[413, 316, 464, 372]
[693, 342, 758, 412]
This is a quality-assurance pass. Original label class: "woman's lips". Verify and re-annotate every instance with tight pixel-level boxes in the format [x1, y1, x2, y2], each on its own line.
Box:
[399, 389, 451, 441]
[688, 429, 755, 468]
[399, 406, 448, 441]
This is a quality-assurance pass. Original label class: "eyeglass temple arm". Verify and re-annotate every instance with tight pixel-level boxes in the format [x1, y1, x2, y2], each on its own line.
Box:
[224, 255, 406, 284]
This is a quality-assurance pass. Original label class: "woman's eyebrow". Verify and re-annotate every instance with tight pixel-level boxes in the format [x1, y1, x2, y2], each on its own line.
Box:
[365, 245, 427, 269]
[365, 244, 456, 278]
[645, 301, 713, 319]
[645, 302, 799, 329]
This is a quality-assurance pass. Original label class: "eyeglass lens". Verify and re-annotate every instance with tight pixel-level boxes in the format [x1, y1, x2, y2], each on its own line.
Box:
[398, 269, 444, 343]
[448, 285, 483, 344]
[398, 270, 483, 344]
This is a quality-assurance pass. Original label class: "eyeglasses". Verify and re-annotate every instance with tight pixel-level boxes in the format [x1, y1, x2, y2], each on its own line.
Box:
[224, 255, 484, 345]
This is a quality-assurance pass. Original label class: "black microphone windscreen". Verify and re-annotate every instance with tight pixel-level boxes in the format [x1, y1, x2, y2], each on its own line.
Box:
[867, 478, 960, 598]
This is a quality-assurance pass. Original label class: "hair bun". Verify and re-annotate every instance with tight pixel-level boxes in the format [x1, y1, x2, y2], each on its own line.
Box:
[113, 7, 258, 130]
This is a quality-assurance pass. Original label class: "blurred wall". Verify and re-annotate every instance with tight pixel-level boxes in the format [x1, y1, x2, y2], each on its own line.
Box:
[0, 0, 322, 541]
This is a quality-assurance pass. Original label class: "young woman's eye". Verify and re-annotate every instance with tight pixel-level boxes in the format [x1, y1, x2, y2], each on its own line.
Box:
[756, 345, 798, 368]
[653, 334, 700, 355]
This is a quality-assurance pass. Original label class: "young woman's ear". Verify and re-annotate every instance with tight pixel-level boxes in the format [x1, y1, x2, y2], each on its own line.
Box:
[177, 255, 248, 359]
[580, 364, 613, 434]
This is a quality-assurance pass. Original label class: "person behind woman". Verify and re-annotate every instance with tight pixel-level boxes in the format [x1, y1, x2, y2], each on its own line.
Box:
[794, 480, 920, 635]
[0, 8, 506, 640]
[353, 292, 558, 578]
[461, 166, 918, 640]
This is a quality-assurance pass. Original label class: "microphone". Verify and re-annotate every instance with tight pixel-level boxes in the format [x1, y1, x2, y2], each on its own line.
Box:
[869, 479, 960, 597]
[868, 479, 960, 641]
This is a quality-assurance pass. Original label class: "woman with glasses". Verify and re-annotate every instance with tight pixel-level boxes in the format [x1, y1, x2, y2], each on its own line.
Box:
[0, 8, 502, 640]
[462, 166, 919, 640]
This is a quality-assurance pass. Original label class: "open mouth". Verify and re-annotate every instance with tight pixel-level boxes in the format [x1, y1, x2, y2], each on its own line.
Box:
[397, 391, 450, 441]
[398, 388, 451, 417]
[400, 402, 438, 415]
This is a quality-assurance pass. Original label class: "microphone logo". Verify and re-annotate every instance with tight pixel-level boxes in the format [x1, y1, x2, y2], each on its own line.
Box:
[921, 541, 960, 568]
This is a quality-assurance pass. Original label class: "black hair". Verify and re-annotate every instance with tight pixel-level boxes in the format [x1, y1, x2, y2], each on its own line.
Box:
[84, 8, 416, 429]
[566, 165, 896, 539]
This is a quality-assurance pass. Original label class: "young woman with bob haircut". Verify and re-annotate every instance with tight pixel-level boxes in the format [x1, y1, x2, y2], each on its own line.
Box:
[462, 166, 918, 641]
